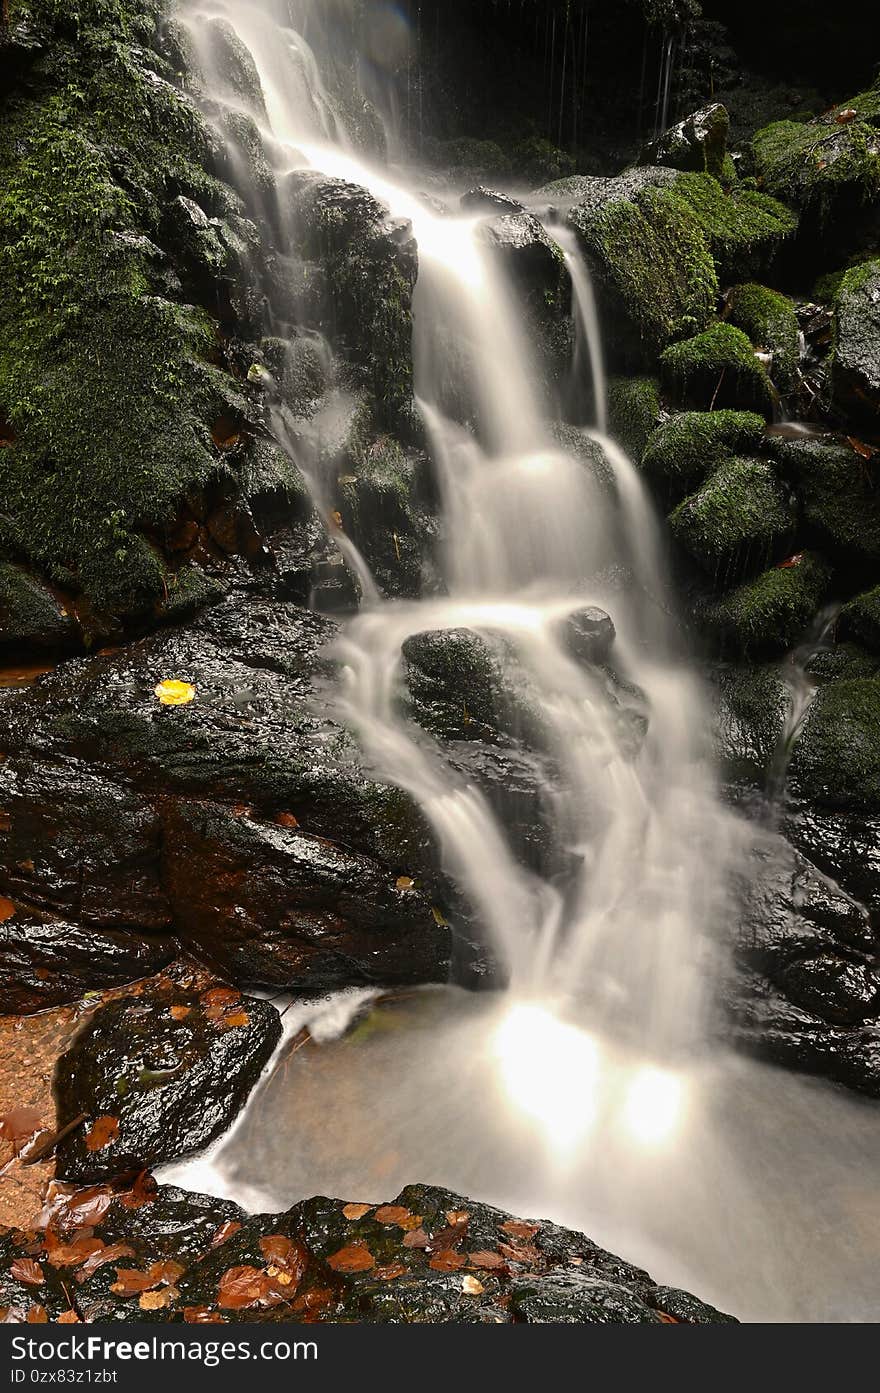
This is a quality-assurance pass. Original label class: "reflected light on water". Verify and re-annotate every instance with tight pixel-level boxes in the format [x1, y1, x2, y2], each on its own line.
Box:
[492, 1003, 600, 1153]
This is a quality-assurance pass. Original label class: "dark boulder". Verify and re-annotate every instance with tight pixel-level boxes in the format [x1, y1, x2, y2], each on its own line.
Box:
[461, 187, 525, 215]
[641, 103, 730, 179]
[0, 917, 175, 1015]
[0, 564, 81, 653]
[54, 973, 282, 1183]
[832, 259, 880, 425]
[559, 606, 616, 664]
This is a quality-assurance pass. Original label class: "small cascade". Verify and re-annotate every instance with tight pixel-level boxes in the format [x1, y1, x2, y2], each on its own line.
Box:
[766, 605, 840, 811]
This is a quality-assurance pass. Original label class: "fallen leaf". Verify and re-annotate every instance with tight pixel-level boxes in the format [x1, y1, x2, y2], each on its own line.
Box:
[469, 1250, 506, 1270]
[139, 1289, 175, 1311]
[85, 1116, 119, 1153]
[217, 1266, 271, 1310]
[0, 897, 16, 924]
[342, 1203, 372, 1221]
[45, 1235, 105, 1269]
[1, 1107, 44, 1157]
[26, 1305, 48, 1323]
[426, 1221, 468, 1251]
[117, 1170, 157, 1210]
[445, 1210, 469, 1225]
[462, 1275, 484, 1295]
[498, 1242, 542, 1266]
[657, 1311, 681, 1324]
[210, 1220, 242, 1247]
[402, 1228, 429, 1249]
[276, 812, 299, 829]
[169, 1005, 190, 1021]
[56, 1311, 81, 1324]
[76, 1243, 135, 1283]
[326, 1244, 375, 1273]
[291, 1287, 335, 1318]
[429, 1251, 467, 1272]
[11, 1258, 44, 1287]
[376, 1262, 408, 1282]
[35, 1182, 114, 1231]
[110, 1269, 158, 1296]
[220, 1011, 250, 1030]
[395, 877, 414, 892]
[835, 108, 857, 124]
[154, 679, 196, 707]
[847, 435, 877, 460]
[776, 553, 804, 569]
[501, 1220, 539, 1241]
[184, 1307, 227, 1324]
[373, 1205, 413, 1227]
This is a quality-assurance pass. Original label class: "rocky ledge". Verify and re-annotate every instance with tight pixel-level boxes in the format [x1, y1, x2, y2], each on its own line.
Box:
[0, 1179, 734, 1324]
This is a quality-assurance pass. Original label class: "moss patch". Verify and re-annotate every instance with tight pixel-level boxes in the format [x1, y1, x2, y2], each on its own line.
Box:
[752, 114, 880, 220]
[771, 437, 880, 572]
[659, 323, 775, 413]
[606, 377, 661, 462]
[699, 551, 832, 657]
[726, 283, 800, 392]
[642, 408, 766, 496]
[840, 586, 880, 654]
[793, 679, 880, 811]
[670, 455, 793, 579]
[831, 258, 880, 422]
[670, 171, 798, 281]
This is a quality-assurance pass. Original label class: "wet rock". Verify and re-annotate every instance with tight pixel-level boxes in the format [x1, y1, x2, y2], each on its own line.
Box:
[0, 594, 451, 999]
[605, 377, 661, 463]
[791, 678, 880, 812]
[670, 457, 794, 581]
[660, 323, 775, 414]
[642, 409, 766, 500]
[783, 800, 880, 916]
[0, 917, 175, 1015]
[402, 627, 522, 744]
[709, 661, 788, 785]
[725, 283, 801, 394]
[840, 585, 880, 654]
[769, 437, 880, 576]
[54, 974, 282, 1183]
[832, 259, 880, 424]
[0, 563, 80, 652]
[479, 212, 571, 388]
[779, 954, 878, 1026]
[697, 551, 832, 658]
[461, 187, 524, 215]
[334, 436, 437, 600]
[641, 103, 730, 179]
[560, 606, 616, 664]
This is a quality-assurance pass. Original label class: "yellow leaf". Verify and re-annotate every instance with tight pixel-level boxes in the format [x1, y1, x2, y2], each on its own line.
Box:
[395, 876, 414, 891]
[431, 907, 449, 927]
[154, 679, 196, 707]
[462, 1275, 484, 1295]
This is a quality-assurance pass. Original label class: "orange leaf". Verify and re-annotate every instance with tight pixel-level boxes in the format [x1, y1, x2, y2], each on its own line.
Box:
[170, 1005, 191, 1021]
[26, 1305, 48, 1323]
[220, 1011, 250, 1030]
[276, 812, 299, 829]
[85, 1116, 119, 1153]
[1, 1106, 44, 1156]
[445, 1209, 469, 1225]
[184, 1307, 227, 1324]
[373, 1205, 413, 1226]
[501, 1220, 539, 1241]
[210, 1220, 242, 1247]
[402, 1228, 429, 1249]
[469, 1250, 506, 1270]
[139, 1289, 175, 1311]
[342, 1203, 372, 1221]
[217, 1265, 271, 1310]
[326, 1244, 375, 1274]
[376, 1262, 407, 1281]
[110, 1269, 157, 1296]
[56, 1311, 81, 1324]
[0, 896, 16, 924]
[11, 1258, 44, 1287]
[429, 1251, 467, 1272]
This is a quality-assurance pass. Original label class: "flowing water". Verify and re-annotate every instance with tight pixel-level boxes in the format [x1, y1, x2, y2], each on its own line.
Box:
[166, 0, 880, 1321]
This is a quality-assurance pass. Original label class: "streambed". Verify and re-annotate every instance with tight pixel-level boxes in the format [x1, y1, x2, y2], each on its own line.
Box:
[164, 986, 880, 1324]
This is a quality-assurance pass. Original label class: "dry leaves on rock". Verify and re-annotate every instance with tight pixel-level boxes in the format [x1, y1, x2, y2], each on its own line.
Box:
[326, 1244, 375, 1274]
[10, 1258, 44, 1287]
[429, 1251, 467, 1273]
[373, 1205, 421, 1230]
[469, 1250, 506, 1270]
[84, 1116, 119, 1153]
[342, 1203, 372, 1221]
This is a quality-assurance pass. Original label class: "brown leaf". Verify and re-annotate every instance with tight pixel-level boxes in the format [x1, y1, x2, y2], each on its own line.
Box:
[110, 1269, 158, 1296]
[118, 1170, 157, 1210]
[85, 1116, 119, 1153]
[35, 1182, 114, 1232]
[462, 1275, 484, 1295]
[776, 553, 804, 569]
[445, 1209, 470, 1225]
[217, 1265, 271, 1310]
[46, 1236, 105, 1269]
[210, 1220, 242, 1247]
[11, 1258, 44, 1287]
[201, 988, 241, 1010]
[426, 1221, 468, 1252]
[26, 1304, 48, 1323]
[847, 435, 877, 460]
[0, 896, 16, 924]
[76, 1244, 135, 1283]
[376, 1262, 408, 1282]
[1, 1106, 44, 1157]
[220, 1011, 250, 1030]
[56, 1311, 81, 1324]
[395, 876, 414, 891]
[184, 1307, 227, 1324]
[429, 1251, 467, 1272]
[139, 1289, 176, 1311]
[498, 1242, 542, 1266]
[291, 1287, 336, 1318]
[373, 1205, 413, 1226]
[469, 1250, 506, 1270]
[276, 812, 299, 829]
[402, 1228, 429, 1249]
[342, 1203, 372, 1221]
[170, 1005, 191, 1021]
[657, 1310, 681, 1324]
[835, 108, 858, 124]
[326, 1244, 375, 1273]
[501, 1220, 539, 1241]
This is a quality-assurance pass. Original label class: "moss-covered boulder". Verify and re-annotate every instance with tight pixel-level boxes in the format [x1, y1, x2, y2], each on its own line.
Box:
[726, 283, 801, 393]
[752, 97, 880, 229]
[793, 679, 880, 811]
[840, 585, 880, 654]
[670, 456, 794, 579]
[479, 212, 571, 390]
[670, 172, 798, 282]
[659, 323, 775, 413]
[699, 551, 832, 657]
[709, 662, 789, 785]
[771, 437, 880, 574]
[606, 377, 661, 462]
[641, 408, 766, 496]
[641, 104, 730, 179]
[831, 258, 880, 423]
[335, 431, 436, 599]
[566, 170, 718, 357]
[0, 562, 80, 650]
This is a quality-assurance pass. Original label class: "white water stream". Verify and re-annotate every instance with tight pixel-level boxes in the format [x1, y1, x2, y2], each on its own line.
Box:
[162, 0, 880, 1321]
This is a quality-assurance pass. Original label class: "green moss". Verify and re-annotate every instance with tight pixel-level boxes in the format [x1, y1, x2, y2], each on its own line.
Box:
[670, 455, 793, 578]
[514, 137, 576, 187]
[336, 430, 432, 599]
[771, 438, 880, 569]
[659, 322, 775, 413]
[642, 408, 766, 495]
[793, 678, 880, 810]
[0, 561, 77, 648]
[831, 258, 880, 421]
[807, 641, 880, 681]
[699, 551, 832, 656]
[0, 0, 248, 620]
[606, 377, 661, 461]
[725, 283, 800, 391]
[424, 138, 512, 182]
[840, 585, 880, 654]
[162, 563, 224, 621]
[568, 183, 717, 351]
[670, 171, 798, 280]
[752, 115, 880, 219]
[710, 661, 789, 785]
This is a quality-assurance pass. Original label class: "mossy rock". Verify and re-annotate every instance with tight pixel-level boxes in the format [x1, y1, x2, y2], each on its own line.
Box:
[698, 552, 833, 657]
[670, 455, 794, 579]
[670, 171, 798, 281]
[709, 661, 789, 785]
[606, 377, 661, 462]
[0, 561, 79, 650]
[659, 323, 775, 413]
[566, 175, 718, 356]
[839, 586, 880, 654]
[726, 283, 801, 393]
[832, 258, 880, 424]
[793, 679, 880, 811]
[770, 437, 880, 573]
[753, 110, 880, 222]
[641, 408, 766, 497]
[335, 433, 435, 599]
[641, 104, 730, 179]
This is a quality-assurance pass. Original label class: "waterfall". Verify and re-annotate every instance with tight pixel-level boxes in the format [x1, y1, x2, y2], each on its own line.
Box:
[178, 0, 746, 1062]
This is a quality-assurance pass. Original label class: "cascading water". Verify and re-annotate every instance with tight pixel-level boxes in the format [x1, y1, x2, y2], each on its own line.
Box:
[162, 0, 880, 1322]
